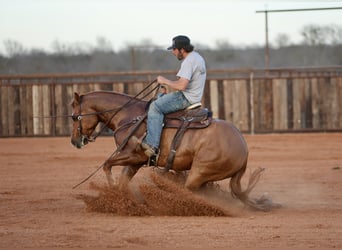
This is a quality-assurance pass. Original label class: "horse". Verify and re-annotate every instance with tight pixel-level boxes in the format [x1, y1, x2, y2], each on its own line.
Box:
[70, 90, 270, 211]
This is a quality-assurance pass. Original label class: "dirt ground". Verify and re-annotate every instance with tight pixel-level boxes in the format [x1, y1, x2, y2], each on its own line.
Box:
[0, 133, 341, 248]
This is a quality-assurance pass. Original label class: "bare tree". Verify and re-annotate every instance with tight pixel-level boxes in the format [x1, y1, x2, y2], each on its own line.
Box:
[51, 40, 70, 55]
[215, 39, 232, 50]
[301, 24, 342, 45]
[324, 24, 342, 45]
[3, 39, 26, 57]
[301, 25, 325, 45]
[94, 36, 113, 52]
[274, 33, 291, 48]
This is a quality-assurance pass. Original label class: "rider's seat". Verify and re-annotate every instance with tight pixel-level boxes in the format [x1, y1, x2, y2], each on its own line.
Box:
[186, 102, 202, 110]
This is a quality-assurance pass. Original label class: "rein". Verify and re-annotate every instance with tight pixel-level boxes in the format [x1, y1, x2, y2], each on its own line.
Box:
[82, 80, 160, 141]
[72, 113, 147, 189]
[72, 80, 161, 189]
[34, 79, 159, 121]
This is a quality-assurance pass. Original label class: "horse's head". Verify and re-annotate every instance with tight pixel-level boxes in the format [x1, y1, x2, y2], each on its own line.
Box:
[70, 92, 99, 149]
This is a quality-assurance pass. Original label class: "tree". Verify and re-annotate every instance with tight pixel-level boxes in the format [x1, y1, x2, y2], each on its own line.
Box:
[324, 24, 342, 45]
[94, 36, 113, 52]
[301, 25, 325, 45]
[3, 39, 26, 57]
[215, 39, 232, 50]
[51, 40, 70, 55]
[274, 33, 291, 48]
[301, 24, 342, 45]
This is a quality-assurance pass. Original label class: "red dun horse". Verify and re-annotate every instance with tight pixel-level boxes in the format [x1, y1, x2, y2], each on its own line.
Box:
[71, 91, 271, 211]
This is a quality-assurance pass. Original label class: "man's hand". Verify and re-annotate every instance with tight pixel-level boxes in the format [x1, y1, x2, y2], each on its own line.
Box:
[157, 76, 168, 85]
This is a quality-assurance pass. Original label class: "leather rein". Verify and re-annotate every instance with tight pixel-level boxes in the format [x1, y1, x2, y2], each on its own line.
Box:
[72, 79, 159, 143]
[71, 80, 160, 189]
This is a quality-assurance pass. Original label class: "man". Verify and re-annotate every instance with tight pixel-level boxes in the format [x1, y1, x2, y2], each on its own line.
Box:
[139, 35, 207, 159]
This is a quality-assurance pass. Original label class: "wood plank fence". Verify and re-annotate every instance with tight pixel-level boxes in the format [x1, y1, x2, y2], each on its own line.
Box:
[1, 67, 342, 137]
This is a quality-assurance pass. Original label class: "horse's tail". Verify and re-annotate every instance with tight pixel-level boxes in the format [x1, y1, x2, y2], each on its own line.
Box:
[229, 159, 273, 211]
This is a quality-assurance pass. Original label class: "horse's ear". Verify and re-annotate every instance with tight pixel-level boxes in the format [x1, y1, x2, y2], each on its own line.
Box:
[73, 92, 80, 106]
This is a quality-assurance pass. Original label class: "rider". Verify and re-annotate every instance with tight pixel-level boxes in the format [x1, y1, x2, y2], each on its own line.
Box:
[137, 35, 207, 160]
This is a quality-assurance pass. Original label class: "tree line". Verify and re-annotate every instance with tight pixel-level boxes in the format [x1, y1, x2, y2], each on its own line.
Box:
[0, 24, 341, 75]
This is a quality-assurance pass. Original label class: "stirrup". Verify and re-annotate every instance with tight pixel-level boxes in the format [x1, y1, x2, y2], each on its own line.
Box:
[147, 150, 159, 167]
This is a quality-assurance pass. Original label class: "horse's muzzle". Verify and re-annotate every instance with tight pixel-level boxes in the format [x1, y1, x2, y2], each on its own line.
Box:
[71, 135, 94, 149]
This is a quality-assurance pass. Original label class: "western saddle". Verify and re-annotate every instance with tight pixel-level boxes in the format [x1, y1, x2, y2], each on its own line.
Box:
[161, 103, 213, 171]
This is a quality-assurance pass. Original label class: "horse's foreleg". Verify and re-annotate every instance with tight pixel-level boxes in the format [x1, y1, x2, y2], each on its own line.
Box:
[102, 151, 144, 188]
[103, 162, 115, 187]
[118, 166, 140, 190]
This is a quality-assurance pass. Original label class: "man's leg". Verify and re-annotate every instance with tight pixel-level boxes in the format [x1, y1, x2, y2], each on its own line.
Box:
[143, 91, 191, 158]
[144, 101, 164, 149]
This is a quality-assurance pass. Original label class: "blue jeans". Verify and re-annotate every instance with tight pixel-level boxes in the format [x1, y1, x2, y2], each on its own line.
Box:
[144, 91, 191, 148]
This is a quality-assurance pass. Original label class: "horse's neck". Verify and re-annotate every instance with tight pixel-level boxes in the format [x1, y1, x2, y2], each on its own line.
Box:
[93, 93, 145, 128]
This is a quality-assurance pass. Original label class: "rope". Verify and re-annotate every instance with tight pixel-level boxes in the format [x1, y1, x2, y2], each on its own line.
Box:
[72, 150, 119, 189]
[90, 80, 158, 140]
[70, 79, 160, 188]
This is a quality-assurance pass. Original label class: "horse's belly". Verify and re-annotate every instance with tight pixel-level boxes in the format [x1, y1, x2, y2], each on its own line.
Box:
[157, 152, 193, 170]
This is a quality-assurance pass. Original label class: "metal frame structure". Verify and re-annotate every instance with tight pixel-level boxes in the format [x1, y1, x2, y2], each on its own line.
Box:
[256, 6, 342, 68]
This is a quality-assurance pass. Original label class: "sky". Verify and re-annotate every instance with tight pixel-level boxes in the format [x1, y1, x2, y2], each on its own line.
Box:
[1, 0, 342, 55]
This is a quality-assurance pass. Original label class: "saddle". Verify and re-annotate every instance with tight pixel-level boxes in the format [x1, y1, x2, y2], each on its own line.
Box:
[164, 105, 212, 129]
[125, 103, 213, 170]
[161, 104, 213, 171]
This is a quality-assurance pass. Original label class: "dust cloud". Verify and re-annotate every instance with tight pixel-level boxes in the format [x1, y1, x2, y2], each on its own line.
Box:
[77, 168, 238, 216]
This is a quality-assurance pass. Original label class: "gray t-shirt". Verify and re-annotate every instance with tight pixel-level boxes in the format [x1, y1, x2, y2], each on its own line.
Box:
[177, 51, 206, 104]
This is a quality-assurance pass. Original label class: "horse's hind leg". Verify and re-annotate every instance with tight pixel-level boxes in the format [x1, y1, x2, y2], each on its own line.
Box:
[184, 169, 206, 191]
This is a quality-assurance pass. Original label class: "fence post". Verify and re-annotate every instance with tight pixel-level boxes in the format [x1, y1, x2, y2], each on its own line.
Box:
[249, 71, 255, 135]
[50, 80, 56, 136]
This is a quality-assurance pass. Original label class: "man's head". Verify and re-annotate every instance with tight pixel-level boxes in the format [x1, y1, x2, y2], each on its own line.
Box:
[167, 35, 194, 52]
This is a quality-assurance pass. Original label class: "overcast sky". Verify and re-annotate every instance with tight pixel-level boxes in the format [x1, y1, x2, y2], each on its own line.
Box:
[1, 0, 342, 54]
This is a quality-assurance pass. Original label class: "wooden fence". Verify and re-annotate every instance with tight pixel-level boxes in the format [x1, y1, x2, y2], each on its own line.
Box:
[1, 67, 342, 137]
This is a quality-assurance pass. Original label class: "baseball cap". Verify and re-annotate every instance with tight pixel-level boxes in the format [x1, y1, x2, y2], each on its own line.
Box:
[167, 35, 192, 50]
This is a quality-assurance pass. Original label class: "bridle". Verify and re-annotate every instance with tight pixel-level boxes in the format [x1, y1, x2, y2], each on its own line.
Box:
[71, 95, 97, 144]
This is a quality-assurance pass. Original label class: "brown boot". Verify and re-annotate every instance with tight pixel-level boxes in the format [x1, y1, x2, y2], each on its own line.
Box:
[131, 136, 158, 157]
[140, 142, 159, 157]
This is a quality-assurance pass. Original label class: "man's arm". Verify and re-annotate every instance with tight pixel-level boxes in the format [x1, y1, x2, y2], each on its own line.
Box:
[157, 76, 189, 91]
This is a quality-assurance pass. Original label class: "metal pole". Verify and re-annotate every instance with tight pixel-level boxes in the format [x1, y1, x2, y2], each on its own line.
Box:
[130, 47, 136, 71]
[256, 6, 342, 69]
[265, 11, 269, 69]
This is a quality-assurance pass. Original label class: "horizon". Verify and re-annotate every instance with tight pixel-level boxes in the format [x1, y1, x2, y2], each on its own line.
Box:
[1, 0, 342, 55]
